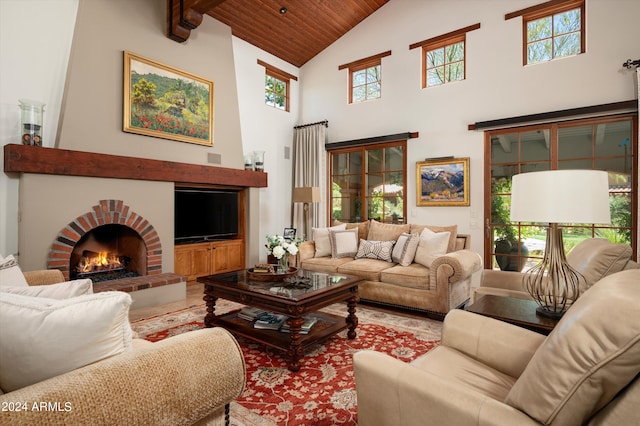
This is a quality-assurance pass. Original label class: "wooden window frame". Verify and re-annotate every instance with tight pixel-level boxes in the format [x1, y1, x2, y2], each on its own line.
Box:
[258, 59, 298, 112]
[505, 0, 585, 66]
[339, 51, 391, 104]
[410, 23, 480, 89]
[329, 140, 407, 224]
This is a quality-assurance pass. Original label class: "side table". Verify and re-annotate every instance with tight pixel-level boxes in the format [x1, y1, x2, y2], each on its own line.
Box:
[466, 295, 560, 335]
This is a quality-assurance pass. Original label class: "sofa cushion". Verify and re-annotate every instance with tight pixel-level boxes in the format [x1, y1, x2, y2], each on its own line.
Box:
[312, 224, 346, 257]
[0, 291, 134, 392]
[367, 220, 410, 241]
[300, 256, 353, 274]
[391, 233, 419, 266]
[380, 263, 431, 290]
[505, 270, 640, 426]
[329, 228, 359, 258]
[410, 224, 458, 253]
[355, 240, 395, 262]
[0, 254, 28, 287]
[414, 228, 451, 268]
[0, 279, 93, 299]
[333, 220, 370, 241]
[567, 238, 632, 291]
[337, 259, 395, 282]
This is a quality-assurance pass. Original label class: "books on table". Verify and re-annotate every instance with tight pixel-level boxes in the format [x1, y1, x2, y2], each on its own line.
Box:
[238, 307, 268, 321]
[253, 313, 288, 330]
[238, 307, 317, 333]
[280, 317, 318, 334]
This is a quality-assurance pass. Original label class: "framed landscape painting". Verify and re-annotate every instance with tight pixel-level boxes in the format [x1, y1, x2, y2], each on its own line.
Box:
[123, 51, 214, 146]
[416, 157, 470, 206]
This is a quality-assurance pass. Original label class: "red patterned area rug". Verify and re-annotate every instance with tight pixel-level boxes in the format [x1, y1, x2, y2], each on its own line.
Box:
[131, 301, 442, 426]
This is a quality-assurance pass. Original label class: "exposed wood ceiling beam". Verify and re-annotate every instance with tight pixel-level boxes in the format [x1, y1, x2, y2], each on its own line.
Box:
[167, 0, 227, 43]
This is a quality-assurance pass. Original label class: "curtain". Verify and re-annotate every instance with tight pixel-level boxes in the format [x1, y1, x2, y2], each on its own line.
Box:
[292, 123, 326, 238]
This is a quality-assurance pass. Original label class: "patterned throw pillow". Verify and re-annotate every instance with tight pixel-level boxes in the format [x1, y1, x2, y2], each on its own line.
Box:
[329, 228, 359, 259]
[391, 233, 420, 266]
[355, 240, 396, 262]
[312, 224, 347, 257]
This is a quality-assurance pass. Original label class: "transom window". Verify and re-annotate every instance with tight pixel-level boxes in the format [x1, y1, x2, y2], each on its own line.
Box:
[506, 0, 585, 66]
[329, 141, 406, 224]
[339, 51, 391, 104]
[409, 23, 480, 88]
[258, 59, 297, 112]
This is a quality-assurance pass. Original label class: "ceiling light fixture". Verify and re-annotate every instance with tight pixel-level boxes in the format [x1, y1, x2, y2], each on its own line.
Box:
[279, 6, 287, 14]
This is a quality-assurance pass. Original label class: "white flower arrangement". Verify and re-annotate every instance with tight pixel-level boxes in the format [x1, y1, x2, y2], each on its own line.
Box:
[265, 234, 302, 259]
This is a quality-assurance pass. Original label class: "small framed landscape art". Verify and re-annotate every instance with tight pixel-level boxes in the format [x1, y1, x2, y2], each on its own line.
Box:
[123, 51, 214, 146]
[416, 157, 470, 206]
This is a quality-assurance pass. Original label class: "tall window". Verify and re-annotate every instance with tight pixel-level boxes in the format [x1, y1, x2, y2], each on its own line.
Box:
[258, 60, 297, 112]
[339, 51, 391, 104]
[506, 0, 585, 65]
[330, 141, 406, 223]
[485, 115, 637, 271]
[410, 23, 480, 88]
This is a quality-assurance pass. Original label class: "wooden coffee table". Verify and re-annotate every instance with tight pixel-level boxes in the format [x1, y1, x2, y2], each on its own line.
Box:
[198, 269, 360, 371]
[466, 295, 560, 335]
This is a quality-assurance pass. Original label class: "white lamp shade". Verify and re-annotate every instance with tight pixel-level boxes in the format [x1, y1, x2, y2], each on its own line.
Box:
[510, 170, 611, 224]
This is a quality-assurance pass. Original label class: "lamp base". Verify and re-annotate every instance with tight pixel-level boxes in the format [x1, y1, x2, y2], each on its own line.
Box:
[535, 306, 566, 319]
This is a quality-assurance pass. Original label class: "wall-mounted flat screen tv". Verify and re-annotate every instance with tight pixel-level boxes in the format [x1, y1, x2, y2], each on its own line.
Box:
[174, 187, 239, 243]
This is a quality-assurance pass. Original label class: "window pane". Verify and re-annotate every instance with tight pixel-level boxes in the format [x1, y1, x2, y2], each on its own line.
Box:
[367, 148, 383, 173]
[265, 92, 275, 107]
[558, 125, 592, 159]
[333, 153, 348, 175]
[353, 70, 366, 86]
[596, 158, 629, 175]
[367, 196, 384, 222]
[520, 130, 550, 162]
[446, 41, 464, 62]
[274, 78, 286, 95]
[554, 9, 580, 35]
[427, 67, 445, 86]
[274, 95, 285, 110]
[558, 159, 592, 169]
[554, 33, 581, 58]
[367, 173, 383, 196]
[366, 66, 380, 83]
[521, 162, 550, 173]
[367, 82, 381, 99]
[445, 62, 464, 82]
[349, 152, 362, 174]
[384, 147, 403, 170]
[594, 121, 632, 158]
[608, 193, 632, 243]
[353, 86, 366, 102]
[527, 40, 552, 63]
[491, 134, 518, 163]
[426, 48, 444, 67]
[527, 17, 552, 41]
[491, 166, 516, 188]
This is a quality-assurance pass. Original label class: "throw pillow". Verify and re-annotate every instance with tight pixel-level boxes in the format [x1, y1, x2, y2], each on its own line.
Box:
[355, 240, 396, 262]
[333, 220, 370, 242]
[414, 228, 451, 268]
[391, 233, 420, 266]
[0, 254, 28, 287]
[312, 224, 347, 257]
[0, 278, 93, 299]
[0, 291, 134, 392]
[329, 228, 359, 259]
[410, 224, 458, 253]
[367, 220, 410, 241]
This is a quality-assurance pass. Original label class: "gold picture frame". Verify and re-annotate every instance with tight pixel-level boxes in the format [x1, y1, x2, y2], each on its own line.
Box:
[416, 157, 470, 206]
[123, 51, 214, 146]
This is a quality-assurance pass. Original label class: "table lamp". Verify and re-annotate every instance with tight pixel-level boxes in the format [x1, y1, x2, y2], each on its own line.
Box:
[293, 186, 321, 239]
[510, 170, 611, 317]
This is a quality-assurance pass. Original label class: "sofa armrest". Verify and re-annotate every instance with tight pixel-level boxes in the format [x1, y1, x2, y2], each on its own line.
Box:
[430, 249, 482, 284]
[23, 269, 65, 286]
[0, 328, 246, 426]
[480, 269, 526, 291]
[353, 350, 538, 426]
[298, 241, 316, 261]
[441, 309, 545, 378]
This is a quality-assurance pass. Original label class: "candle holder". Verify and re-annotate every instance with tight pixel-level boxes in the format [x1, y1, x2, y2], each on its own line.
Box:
[19, 99, 45, 146]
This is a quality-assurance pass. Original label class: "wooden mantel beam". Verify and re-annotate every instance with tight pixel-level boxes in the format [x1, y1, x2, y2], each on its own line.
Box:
[4, 144, 268, 188]
[167, 0, 227, 43]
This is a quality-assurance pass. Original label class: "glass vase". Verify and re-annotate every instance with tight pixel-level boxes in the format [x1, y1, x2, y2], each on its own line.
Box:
[277, 255, 289, 274]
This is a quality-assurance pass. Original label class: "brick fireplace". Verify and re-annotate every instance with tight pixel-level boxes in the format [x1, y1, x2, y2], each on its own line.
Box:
[47, 199, 162, 281]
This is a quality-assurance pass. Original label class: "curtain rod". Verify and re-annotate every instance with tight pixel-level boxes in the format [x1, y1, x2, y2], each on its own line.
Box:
[294, 120, 328, 129]
[622, 59, 640, 69]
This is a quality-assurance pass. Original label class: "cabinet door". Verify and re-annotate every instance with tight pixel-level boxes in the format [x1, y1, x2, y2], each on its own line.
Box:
[174, 246, 193, 277]
[191, 245, 212, 278]
[211, 240, 245, 273]
[226, 240, 245, 271]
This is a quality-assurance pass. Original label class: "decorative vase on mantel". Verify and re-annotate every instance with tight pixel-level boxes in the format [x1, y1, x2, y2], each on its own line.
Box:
[277, 256, 289, 274]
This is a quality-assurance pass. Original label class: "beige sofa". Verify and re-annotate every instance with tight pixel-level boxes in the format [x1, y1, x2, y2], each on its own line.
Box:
[0, 269, 246, 426]
[472, 238, 638, 304]
[299, 220, 482, 318]
[354, 269, 640, 426]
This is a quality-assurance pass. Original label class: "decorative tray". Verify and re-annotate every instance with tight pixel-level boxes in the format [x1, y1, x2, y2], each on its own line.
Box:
[246, 266, 298, 282]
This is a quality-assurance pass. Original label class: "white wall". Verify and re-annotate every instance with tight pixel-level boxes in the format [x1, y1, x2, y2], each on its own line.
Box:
[233, 37, 300, 258]
[299, 0, 640, 259]
[0, 0, 79, 257]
